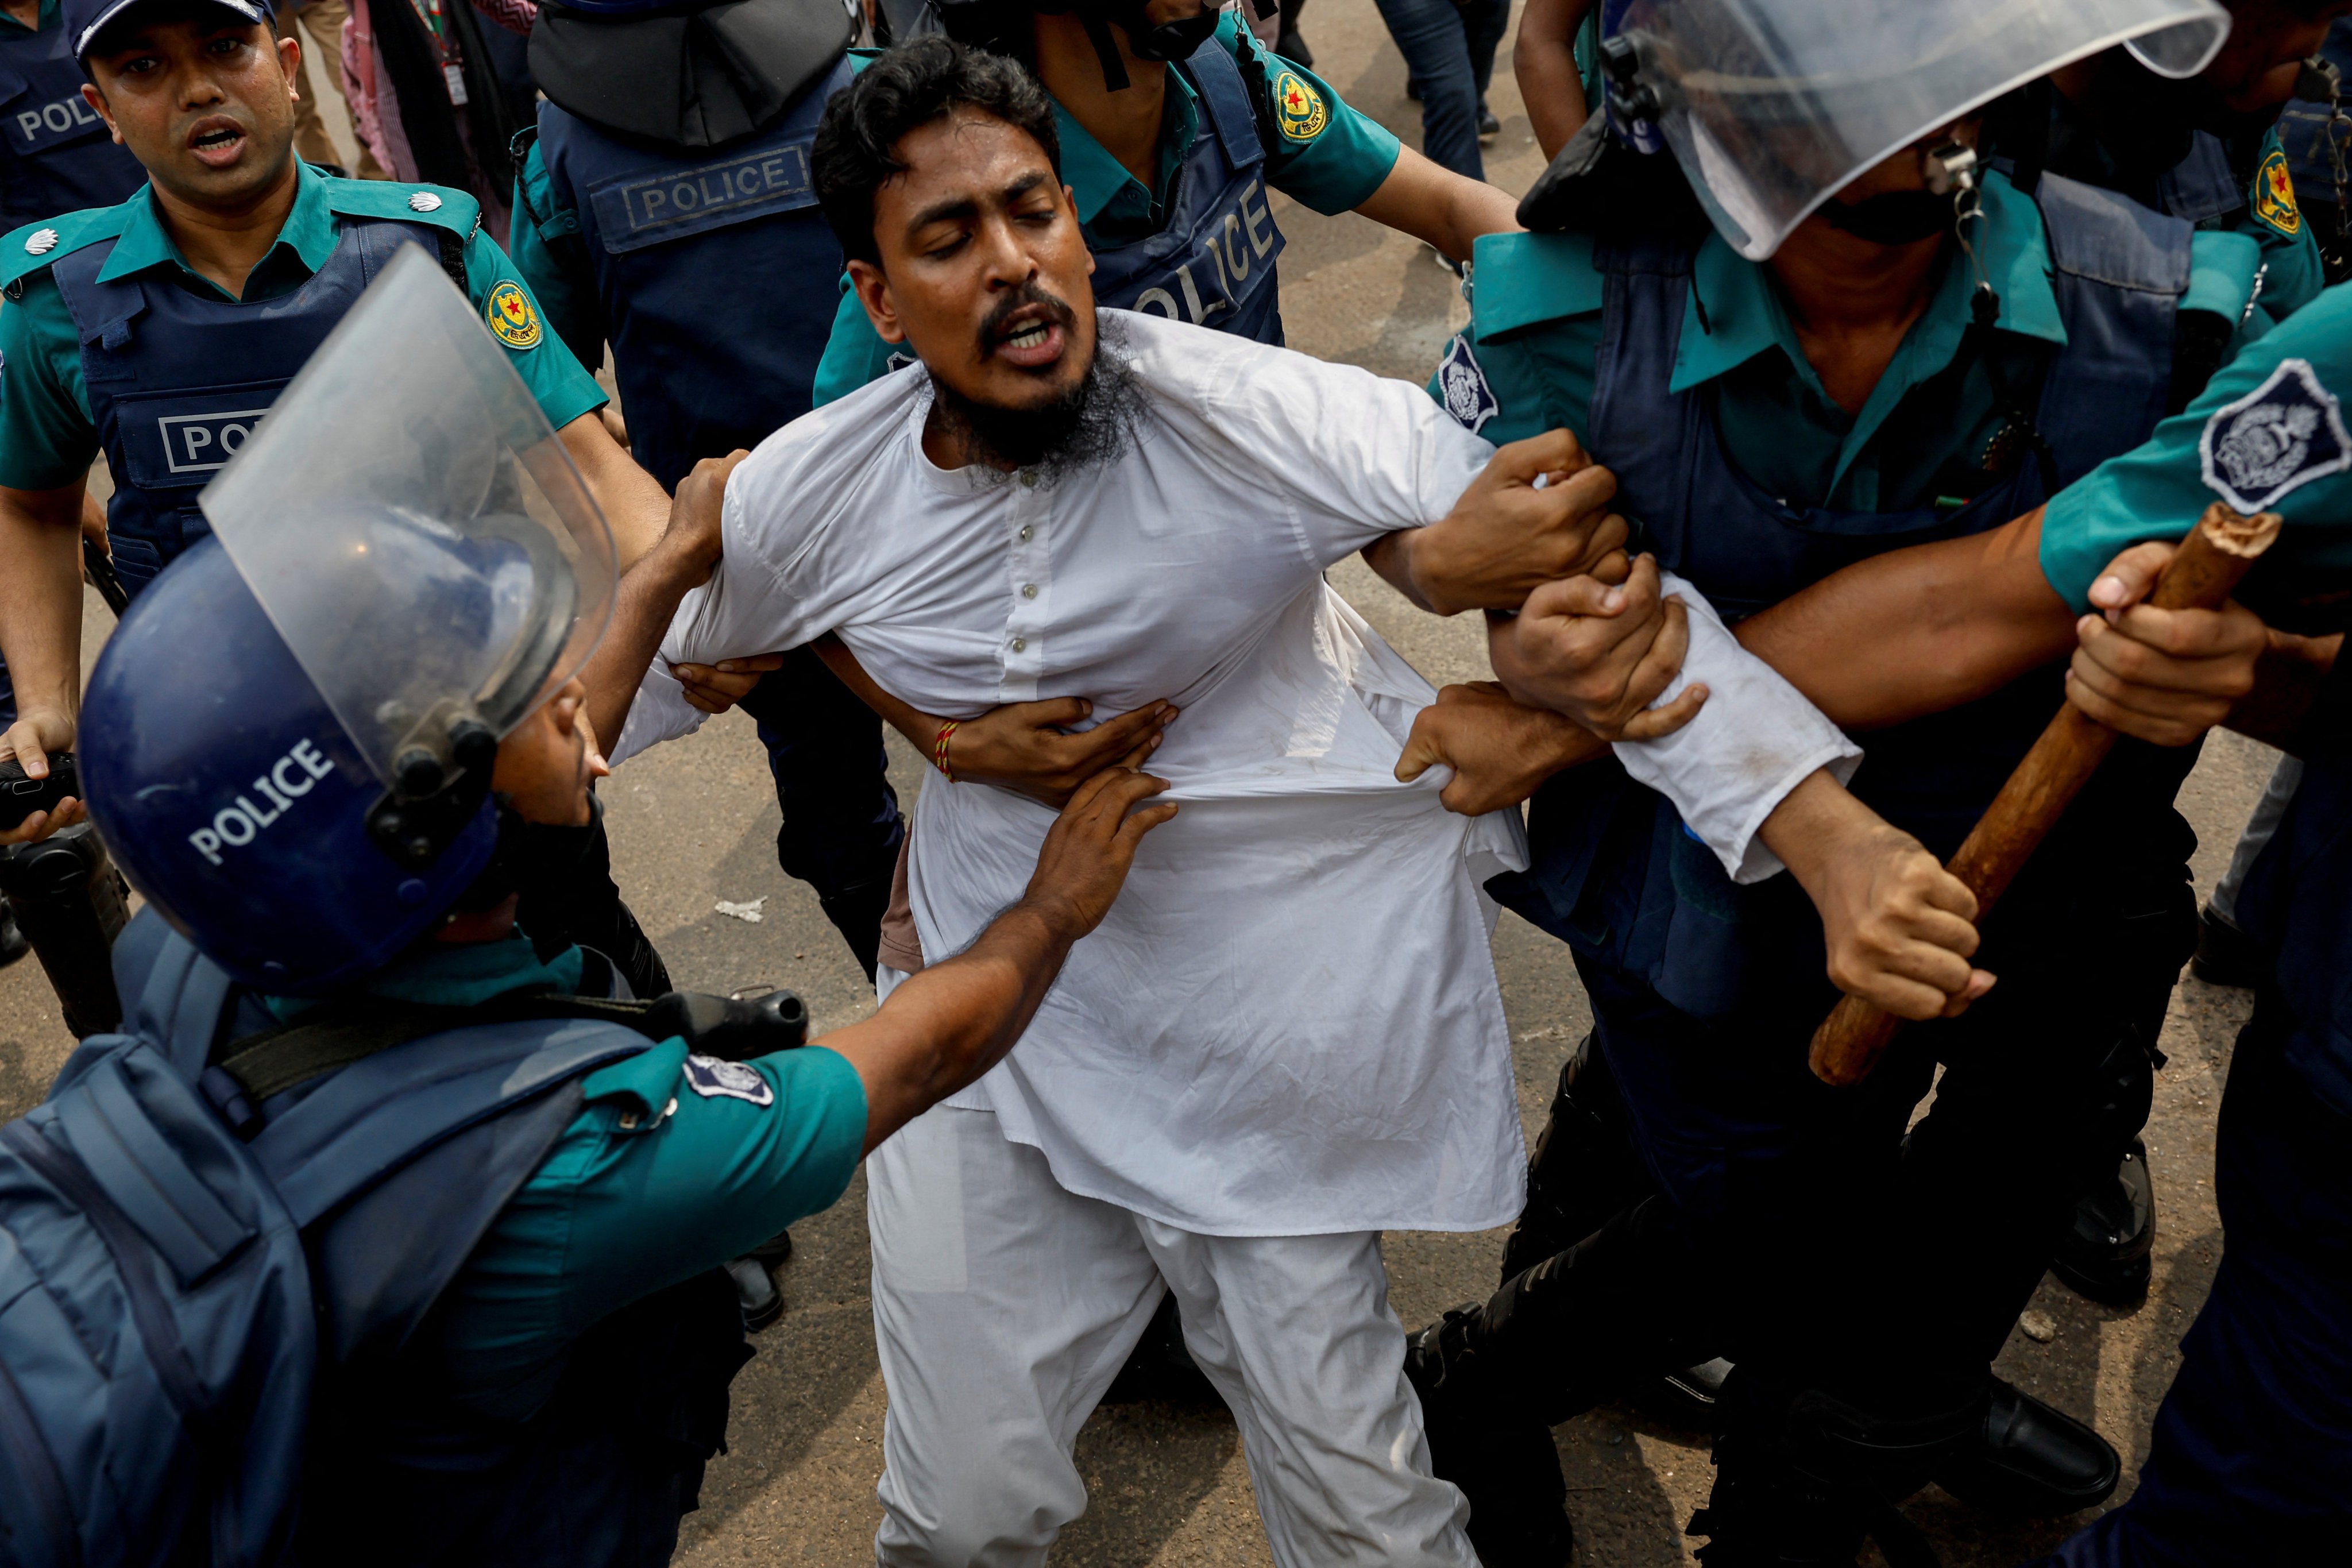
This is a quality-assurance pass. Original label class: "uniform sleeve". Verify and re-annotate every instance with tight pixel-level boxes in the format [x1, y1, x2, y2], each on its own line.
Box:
[547, 1042, 867, 1338]
[507, 139, 610, 374]
[1228, 16, 1400, 214]
[2240, 128, 2324, 330]
[459, 225, 609, 432]
[2039, 285, 2352, 613]
[1422, 231, 1606, 447]
[0, 272, 102, 491]
[1612, 572, 1862, 883]
[810, 275, 899, 407]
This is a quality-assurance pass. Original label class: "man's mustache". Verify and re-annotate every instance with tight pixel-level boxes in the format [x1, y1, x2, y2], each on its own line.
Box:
[977, 283, 1079, 360]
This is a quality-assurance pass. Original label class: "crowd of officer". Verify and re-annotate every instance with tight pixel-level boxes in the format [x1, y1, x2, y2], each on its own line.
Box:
[1, 0, 2349, 1563]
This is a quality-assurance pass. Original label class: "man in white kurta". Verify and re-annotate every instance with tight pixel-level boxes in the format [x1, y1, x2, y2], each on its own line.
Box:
[613, 314, 1862, 1565]
[604, 42, 1861, 1568]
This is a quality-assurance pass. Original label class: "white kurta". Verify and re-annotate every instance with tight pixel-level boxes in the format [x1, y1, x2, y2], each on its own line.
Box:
[615, 311, 1851, 1235]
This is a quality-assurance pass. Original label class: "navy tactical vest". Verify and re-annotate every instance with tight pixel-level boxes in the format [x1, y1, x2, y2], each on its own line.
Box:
[531, 54, 856, 493]
[1497, 175, 2201, 1018]
[1090, 34, 1287, 346]
[48, 213, 447, 596]
[103, 913, 749, 1567]
[0, 18, 143, 230]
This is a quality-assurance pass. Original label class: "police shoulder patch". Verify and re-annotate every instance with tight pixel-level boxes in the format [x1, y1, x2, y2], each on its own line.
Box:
[1273, 70, 1328, 143]
[2199, 357, 2351, 513]
[484, 280, 541, 349]
[682, 1053, 774, 1107]
[1436, 333, 1499, 433]
[2253, 146, 2300, 237]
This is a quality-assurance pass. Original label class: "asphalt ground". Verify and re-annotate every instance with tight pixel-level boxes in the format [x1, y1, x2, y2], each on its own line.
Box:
[0, 6, 2289, 1563]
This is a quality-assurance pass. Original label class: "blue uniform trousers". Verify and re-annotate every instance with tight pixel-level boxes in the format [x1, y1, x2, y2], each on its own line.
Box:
[1574, 851, 2193, 1416]
[734, 644, 904, 973]
[2034, 1012, 2352, 1567]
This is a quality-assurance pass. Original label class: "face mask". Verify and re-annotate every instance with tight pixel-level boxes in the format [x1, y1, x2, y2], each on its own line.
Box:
[1818, 188, 1955, 246]
[1119, 1, 1221, 62]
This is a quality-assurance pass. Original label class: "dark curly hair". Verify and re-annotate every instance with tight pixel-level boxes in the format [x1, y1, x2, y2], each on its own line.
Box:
[813, 36, 1062, 269]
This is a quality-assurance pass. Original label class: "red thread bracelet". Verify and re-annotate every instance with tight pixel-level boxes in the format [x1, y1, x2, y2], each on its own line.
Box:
[933, 720, 960, 782]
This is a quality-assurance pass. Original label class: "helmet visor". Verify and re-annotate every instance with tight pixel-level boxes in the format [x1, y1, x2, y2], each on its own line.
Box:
[1620, 0, 2233, 259]
[199, 244, 617, 791]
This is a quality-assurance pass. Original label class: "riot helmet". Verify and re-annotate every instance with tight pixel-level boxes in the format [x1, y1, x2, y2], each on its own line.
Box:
[77, 246, 617, 993]
[1550, 0, 2233, 258]
[530, 0, 858, 149]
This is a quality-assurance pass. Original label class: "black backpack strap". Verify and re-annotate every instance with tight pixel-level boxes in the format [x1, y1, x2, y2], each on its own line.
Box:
[435, 224, 470, 291]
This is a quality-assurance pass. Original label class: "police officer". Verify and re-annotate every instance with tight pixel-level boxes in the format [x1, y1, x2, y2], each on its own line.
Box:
[61, 248, 1176, 1562]
[809, 0, 1521, 392]
[0, 0, 678, 995]
[1389, 1, 2261, 1559]
[1998, 276, 2352, 1568]
[504, 0, 907, 972]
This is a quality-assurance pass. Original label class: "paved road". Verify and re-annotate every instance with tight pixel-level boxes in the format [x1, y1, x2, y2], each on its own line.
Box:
[0, 6, 2287, 1563]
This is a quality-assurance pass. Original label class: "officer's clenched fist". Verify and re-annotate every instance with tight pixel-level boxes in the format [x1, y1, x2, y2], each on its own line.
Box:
[1020, 768, 1180, 937]
[1369, 430, 1629, 617]
[1393, 681, 1606, 815]
[662, 449, 750, 580]
[1488, 554, 1710, 741]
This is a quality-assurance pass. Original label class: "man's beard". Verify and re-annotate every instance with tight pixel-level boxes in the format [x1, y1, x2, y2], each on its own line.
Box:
[926, 298, 1145, 485]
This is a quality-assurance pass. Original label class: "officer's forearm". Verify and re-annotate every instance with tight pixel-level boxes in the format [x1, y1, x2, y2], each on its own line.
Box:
[1732, 509, 2078, 732]
[580, 532, 708, 754]
[820, 898, 1083, 1154]
[1354, 148, 1521, 264]
[813, 634, 943, 754]
[0, 483, 91, 742]
[557, 411, 670, 570]
[1515, 0, 1593, 160]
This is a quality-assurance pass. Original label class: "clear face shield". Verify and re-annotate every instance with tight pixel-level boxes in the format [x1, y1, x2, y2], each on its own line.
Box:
[1614, 0, 2233, 260]
[200, 244, 616, 855]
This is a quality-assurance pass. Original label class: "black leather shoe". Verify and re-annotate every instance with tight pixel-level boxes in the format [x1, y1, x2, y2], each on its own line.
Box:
[1933, 1377, 2119, 1518]
[1478, 105, 1502, 143]
[2052, 1138, 2154, 1306]
[2189, 902, 2266, 988]
[1641, 1357, 1736, 1432]
[1406, 1316, 1575, 1567]
[0, 897, 27, 970]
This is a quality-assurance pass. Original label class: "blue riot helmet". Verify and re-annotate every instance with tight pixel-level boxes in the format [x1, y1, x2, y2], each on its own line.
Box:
[77, 245, 618, 994]
[1527, 0, 2233, 258]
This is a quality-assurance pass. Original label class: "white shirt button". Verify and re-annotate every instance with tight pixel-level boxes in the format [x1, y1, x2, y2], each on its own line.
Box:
[1021, 582, 1038, 598]
[1018, 524, 1034, 542]
[1011, 638, 1028, 652]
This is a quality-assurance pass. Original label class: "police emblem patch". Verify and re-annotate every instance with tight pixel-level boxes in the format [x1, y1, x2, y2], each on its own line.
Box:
[485, 281, 541, 349]
[1437, 333, 1498, 433]
[1275, 71, 1328, 142]
[2254, 147, 2300, 236]
[2198, 357, 2351, 513]
[682, 1053, 775, 1107]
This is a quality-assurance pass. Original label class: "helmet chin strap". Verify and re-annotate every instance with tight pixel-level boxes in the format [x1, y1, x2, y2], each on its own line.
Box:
[1080, 10, 1131, 91]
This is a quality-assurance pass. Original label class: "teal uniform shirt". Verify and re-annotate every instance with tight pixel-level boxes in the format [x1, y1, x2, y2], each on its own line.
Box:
[507, 141, 602, 373]
[269, 931, 868, 1422]
[2238, 126, 2326, 330]
[808, 14, 1401, 405]
[0, 161, 607, 490]
[1445, 171, 2266, 520]
[2040, 280, 2352, 622]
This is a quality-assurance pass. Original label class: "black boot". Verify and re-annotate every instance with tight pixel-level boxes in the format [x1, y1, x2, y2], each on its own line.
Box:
[1499, 1032, 1658, 1283]
[1689, 1373, 1970, 1568]
[1102, 1295, 1222, 1407]
[1933, 1376, 2118, 1517]
[1404, 1307, 1574, 1567]
[2052, 1137, 2156, 1306]
[2189, 901, 2266, 988]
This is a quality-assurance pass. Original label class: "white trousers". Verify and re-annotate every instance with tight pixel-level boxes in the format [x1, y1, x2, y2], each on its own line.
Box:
[865, 1103, 1477, 1568]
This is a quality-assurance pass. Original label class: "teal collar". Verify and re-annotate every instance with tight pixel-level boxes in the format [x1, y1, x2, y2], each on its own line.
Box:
[1049, 67, 1201, 228]
[95, 160, 341, 295]
[1670, 172, 2065, 396]
[0, 0, 57, 36]
[264, 931, 586, 1021]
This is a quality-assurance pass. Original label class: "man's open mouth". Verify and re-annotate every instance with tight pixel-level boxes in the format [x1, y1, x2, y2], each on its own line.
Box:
[982, 294, 1075, 370]
[187, 118, 248, 165]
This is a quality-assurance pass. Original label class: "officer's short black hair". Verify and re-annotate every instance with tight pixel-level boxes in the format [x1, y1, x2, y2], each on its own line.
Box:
[813, 36, 1061, 269]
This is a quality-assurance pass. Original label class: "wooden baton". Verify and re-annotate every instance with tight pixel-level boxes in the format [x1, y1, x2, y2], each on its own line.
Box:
[1807, 503, 2283, 1088]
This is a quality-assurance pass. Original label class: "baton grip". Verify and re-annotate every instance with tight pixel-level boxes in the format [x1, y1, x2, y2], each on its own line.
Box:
[1808, 504, 2282, 1087]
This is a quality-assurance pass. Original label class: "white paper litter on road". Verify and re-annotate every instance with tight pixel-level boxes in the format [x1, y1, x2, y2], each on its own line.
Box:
[714, 898, 768, 924]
